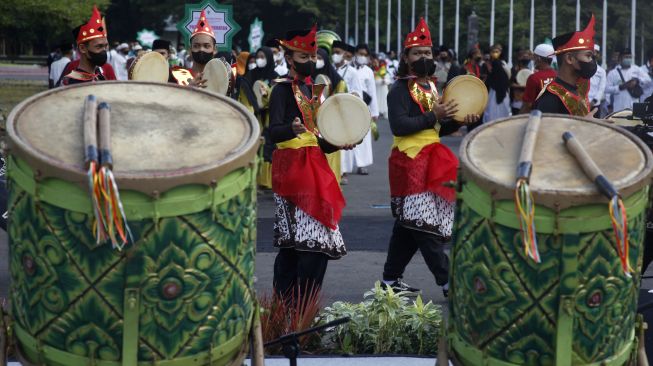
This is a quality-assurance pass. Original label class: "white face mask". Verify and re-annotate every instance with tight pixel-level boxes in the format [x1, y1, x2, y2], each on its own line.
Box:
[273, 52, 283, 62]
[356, 55, 369, 65]
[256, 58, 267, 68]
[316, 59, 325, 69]
[248, 63, 257, 70]
[332, 53, 343, 64]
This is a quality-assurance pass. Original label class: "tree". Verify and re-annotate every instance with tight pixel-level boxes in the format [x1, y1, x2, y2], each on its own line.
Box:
[0, 0, 110, 55]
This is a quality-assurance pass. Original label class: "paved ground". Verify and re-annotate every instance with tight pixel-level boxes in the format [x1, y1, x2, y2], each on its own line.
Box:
[0, 65, 48, 81]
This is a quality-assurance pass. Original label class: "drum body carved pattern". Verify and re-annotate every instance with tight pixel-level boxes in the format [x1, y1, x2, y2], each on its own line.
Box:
[450, 198, 644, 365]
[8, 177, 256, 364]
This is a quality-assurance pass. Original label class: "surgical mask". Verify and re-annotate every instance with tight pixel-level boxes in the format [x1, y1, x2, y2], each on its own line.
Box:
[256, 58, 267, 68]
[332, 53, 343, 64]
[519, 59, 530, 67]
[316, 59, 325, 69]
[356, 55, 369, 65]
[248, 63, 257, 70]
[411, 57, 436, 77]
[192, 51, 213, 65]
[87, 50, 107, 66]
[292, 60, 315, 77]
[576, 58, 598, 79]
[622, 58, 633, 68]
[273, 52, 283, 62]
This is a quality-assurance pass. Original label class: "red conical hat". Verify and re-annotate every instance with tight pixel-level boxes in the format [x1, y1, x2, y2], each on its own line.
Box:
[191, 9, 216, 41]
[76, 6, 107, 45]
[553, 14, 595, 55]
[404, 17, 432, 49]
[279, 25, 318, 54]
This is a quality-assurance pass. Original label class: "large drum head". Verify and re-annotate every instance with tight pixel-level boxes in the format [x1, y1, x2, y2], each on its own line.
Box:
[317, 93, 370, 146]
[443, 75, 488, 123]
[128, 52, 169, 82]
[460, 114, 653, 208]
[6, 81, 259, 194]
[203, 58, 230, 95]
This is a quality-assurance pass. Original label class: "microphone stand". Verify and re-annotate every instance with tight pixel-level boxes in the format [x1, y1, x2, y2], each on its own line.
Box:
[263, 317, 350, 366]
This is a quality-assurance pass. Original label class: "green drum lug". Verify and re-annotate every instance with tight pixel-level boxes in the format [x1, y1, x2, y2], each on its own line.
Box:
[123, 288, 140, 366]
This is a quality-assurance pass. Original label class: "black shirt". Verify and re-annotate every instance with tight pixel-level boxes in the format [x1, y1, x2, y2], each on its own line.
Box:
[268, 80, 338, 154]
[387, 78, 460, 137]
[533, 77, 578, 115]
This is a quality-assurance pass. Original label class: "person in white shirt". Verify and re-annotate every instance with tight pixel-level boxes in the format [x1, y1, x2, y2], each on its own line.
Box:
[606, 48, 652, 112]
[110, 43, 129, 81]
[589, 44, 607, 117]
[332, 41, 364, 97]
[49, 43, 72, 88]
[341, 43, 379, 176]
[266, 39, 289, 76]
[640, 51, 653, 101]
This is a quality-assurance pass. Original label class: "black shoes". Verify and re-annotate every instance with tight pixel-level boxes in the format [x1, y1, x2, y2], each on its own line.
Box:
[381, 280, 421, 294]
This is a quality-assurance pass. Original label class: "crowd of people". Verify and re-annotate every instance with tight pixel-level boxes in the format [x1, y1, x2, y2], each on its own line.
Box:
[44, 6, 653, 302]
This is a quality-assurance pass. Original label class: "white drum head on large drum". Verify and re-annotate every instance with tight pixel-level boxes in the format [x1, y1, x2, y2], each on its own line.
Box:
[460, 114, 653, 208]
[203, 58, 230, 95]
[6, 82, 260, 193]
[317, 93, 370, 146]
[443, 75, 488, 123]
[128, 52, 169, 82]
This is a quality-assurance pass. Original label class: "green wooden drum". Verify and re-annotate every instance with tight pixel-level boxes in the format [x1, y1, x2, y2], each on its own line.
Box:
[449, 114, 653, 366]
[5, 82, 260, 366]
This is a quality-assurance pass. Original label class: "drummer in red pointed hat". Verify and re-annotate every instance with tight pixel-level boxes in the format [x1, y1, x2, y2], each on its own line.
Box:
[533, 15, 597, 116]
[185, 8, 218, 87]
[61, 5, 117, 86]
[380, 17, 479, 297]
[268, 24, 355, 301]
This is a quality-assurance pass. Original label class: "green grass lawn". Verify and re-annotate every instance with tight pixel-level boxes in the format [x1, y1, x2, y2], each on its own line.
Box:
[0, 80, 47, 118]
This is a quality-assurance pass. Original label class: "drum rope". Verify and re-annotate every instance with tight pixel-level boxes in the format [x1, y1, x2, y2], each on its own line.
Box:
[609, 196, 632, 277]
[515, 178, 541, 263]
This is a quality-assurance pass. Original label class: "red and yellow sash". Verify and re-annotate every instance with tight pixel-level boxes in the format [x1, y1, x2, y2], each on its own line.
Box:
[273, 80, 344, 230]
[392, 79, 441, 158]
[389, 79, 458, 202]
[546, 79, 590, 116]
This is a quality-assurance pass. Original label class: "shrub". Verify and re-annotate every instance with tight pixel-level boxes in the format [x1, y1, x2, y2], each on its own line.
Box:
[320, 281, 443, 355]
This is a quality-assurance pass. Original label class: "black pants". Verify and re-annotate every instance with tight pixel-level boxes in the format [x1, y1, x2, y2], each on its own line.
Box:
[273, 248, 329, 299]
[382, 220, 449, 286]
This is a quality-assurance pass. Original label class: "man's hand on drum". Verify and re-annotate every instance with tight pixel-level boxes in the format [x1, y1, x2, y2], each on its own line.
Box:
[188, 72, 207, 88]
[463, 113, 480, 124]
[432, 99, 458, 121]
[291, 117, 307, 136]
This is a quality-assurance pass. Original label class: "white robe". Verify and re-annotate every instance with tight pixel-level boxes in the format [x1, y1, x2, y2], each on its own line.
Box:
[341, 64, 378, 172]
[606, 64, 652, 112]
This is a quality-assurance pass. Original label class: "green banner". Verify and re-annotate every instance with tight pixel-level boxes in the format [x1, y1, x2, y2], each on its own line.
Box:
[176, 0, 241, 52]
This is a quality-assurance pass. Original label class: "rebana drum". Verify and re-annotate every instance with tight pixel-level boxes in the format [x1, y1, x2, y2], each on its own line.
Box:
[5, 81, 260, 365]
[448, 114, 652, 365]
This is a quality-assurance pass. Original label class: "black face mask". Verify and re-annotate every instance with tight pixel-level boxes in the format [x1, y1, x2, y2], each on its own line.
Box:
[576, 58, 598, 79]
[410, 57, 436, 77]
[87, 50, 107, 66]
[474, 56, 482, 62]
[293, 60, 316, 77]
[519, 59, 530, 67]
[192, 51, 213, 65]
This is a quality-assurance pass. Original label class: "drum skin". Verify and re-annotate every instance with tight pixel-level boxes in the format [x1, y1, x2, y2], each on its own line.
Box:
[5, 82, 259, 366]
[449, 114, 653, 365]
